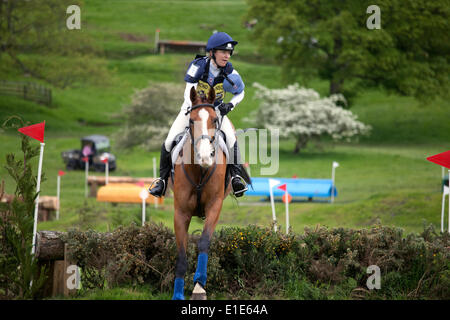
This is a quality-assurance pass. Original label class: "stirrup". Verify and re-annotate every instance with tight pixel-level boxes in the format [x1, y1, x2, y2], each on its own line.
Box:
[231, 175, 248, 196]
[148, 178, 166, 197]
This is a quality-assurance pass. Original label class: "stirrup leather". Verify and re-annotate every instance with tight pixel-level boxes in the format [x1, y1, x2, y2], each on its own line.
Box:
[148, 177, 166, 197]
[231, 175, 248, 196]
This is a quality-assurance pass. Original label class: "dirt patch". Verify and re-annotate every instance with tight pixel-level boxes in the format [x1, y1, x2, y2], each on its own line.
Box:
[119, 33, 149, 43]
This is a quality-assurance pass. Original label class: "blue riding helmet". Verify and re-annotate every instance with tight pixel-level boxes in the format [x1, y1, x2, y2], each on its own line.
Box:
[206, 32, 238, 52]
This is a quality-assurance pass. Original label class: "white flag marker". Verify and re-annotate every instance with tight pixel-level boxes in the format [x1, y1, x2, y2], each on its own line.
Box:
[31, 142, 45, 255]
[441, 185, 449, 233]
[56, 171, 65, 221]
[331, 161, 339, 203]
[153, 157, 158, 209]
[83, 157, 89, 198]
[105, 161, 109, 185]
[101, 157, 109, 185]
[277, 184, 290, 234]
[268, 178, 280, 232]
[140, 188, 149, 226]
[56, 175, 60, 220]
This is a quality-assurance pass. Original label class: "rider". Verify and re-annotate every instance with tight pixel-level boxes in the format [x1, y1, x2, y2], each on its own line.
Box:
[149, 31, 248, 198]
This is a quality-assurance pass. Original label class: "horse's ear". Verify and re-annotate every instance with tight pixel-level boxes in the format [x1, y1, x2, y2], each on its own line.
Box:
[190, 86, 197, 104]
[207, 87, 215, 104]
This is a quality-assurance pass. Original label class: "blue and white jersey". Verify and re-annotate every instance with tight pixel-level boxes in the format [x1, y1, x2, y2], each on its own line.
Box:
[184, 57, 245, 107]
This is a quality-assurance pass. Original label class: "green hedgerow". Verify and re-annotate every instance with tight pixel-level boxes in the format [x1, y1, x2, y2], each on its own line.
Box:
[58, 222, 449, 300]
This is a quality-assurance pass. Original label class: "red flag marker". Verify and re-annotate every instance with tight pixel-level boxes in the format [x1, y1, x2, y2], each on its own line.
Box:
[427, 151, 450, 169]
[277, 184, 287, 192]
[101, 158, 108, 164]
[18, 121, 45, 143]
[58, 170, 66, 177]
[428, 151, 450, 234]
[20, 121, 47, 256]
[82, 157, 89, 163]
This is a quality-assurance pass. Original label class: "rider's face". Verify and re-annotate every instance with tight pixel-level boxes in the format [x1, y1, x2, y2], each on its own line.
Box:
[211, 49, 231, 68]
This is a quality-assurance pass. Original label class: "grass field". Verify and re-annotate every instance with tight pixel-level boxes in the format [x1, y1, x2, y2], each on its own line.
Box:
[0, 0, 449, 300]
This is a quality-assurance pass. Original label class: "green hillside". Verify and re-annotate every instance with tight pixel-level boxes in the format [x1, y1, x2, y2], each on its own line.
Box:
[1, 0, 449, 237]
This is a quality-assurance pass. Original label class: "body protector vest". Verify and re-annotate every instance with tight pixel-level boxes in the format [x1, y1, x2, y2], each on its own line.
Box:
[184, 56, 244, 107]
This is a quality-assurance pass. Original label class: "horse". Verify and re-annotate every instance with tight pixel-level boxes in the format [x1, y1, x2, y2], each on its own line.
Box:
[171, 86, 230, 300]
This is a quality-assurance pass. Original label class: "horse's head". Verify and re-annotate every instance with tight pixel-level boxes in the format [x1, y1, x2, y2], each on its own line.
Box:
[189, 86, 219, 168]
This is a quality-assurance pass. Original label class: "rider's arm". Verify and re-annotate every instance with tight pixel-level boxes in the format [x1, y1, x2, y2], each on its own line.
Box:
[229, 90, 245, 109]
[224, 70, 245, 111]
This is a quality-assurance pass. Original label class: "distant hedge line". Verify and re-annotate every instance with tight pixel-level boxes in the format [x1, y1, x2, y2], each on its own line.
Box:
[62, 222, 450, 300]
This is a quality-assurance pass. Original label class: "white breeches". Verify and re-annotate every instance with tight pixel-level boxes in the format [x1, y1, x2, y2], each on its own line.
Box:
[164, 107, 236, 153]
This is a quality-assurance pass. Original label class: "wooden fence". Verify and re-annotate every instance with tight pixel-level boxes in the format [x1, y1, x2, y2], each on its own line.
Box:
[157, 40, 206, 55]
[0, 80, 52, 106]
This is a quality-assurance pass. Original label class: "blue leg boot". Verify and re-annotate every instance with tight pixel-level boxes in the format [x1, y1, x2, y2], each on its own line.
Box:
[193, 253, 208, 288]
[172, 277, 185, 300]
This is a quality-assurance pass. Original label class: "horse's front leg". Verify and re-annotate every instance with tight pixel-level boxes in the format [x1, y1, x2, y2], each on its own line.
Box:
[193, 201, 222, 292]
[172, 210, 191, 300]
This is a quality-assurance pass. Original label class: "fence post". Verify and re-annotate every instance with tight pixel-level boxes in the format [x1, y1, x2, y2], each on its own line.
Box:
[0, 80, 51, 106]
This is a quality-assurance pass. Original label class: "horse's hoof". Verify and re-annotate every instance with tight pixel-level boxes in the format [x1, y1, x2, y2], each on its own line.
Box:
[190, 283, 207, 300]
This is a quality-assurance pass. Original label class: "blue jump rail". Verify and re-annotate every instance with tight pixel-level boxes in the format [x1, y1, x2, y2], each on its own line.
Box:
[246, 177, 337, 199]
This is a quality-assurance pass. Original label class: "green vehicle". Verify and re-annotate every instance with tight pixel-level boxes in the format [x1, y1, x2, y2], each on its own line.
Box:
[61, 135, 117, 171]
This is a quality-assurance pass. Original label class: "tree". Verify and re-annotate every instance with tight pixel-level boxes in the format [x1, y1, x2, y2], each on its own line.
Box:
[250, 83, 371, 154]
[245, 0, 449, 102]
[113, 83, 183, 151]
[0, 0, 109, 88]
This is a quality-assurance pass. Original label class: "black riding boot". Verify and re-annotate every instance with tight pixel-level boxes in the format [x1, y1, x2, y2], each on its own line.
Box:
[149, 144, 172, 198]
[230, 164, 248, 197]
[229, 141, 248, 197]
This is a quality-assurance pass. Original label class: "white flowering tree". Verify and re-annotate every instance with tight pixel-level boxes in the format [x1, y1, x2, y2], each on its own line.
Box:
[251, 83, 371, 154]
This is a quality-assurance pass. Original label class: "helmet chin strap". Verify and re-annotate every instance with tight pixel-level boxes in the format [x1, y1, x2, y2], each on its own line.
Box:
[211, 50, 220, 68]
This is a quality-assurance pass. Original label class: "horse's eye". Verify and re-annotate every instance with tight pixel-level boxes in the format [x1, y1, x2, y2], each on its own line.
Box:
[213, 118, 218, 123]
[189, 119, 194, 125]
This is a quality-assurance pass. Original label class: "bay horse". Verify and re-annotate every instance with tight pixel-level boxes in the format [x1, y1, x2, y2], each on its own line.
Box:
[171, 86, 229, 300]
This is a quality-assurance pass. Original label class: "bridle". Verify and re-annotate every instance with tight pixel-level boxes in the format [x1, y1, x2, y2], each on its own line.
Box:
[181, 102, 222, 217]
[185, 103, 219, 154]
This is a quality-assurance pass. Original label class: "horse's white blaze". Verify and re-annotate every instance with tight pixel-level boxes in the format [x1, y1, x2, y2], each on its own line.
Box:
[197, 109, 213, 167]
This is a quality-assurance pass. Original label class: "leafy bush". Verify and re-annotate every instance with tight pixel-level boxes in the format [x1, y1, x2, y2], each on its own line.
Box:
[113, 82, 183, 151]
[60, 222, 449, 300]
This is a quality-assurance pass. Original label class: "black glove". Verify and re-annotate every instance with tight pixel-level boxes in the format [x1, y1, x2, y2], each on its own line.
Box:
[218, 102, 233, 116]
